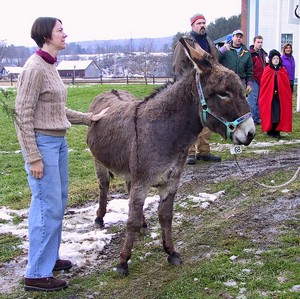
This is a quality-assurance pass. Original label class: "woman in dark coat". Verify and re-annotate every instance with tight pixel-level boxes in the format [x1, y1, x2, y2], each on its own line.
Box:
[258, 49, 292, 138]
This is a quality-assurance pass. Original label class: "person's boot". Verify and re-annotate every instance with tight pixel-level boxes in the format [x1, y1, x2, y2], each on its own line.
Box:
[196, 153, 221, 162]
[53, 259, 73, 271]
[273, 131, 281, 138]
[24, 277, 68, 291]
[186, 155, 196, 165]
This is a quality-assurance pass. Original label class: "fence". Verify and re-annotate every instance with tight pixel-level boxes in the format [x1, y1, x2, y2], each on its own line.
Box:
[0, 76, 174, 87]
[62, 76, 174, 85]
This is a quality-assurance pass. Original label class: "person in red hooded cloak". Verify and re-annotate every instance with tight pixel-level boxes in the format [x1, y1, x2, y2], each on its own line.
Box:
[258, 49, 292, 138]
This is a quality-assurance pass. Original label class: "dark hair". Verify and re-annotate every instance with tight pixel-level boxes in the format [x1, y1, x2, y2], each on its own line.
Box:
[31, 17, 62, 48]
[268, 49, 282, 69]
[253, 35, 263, 43]
[282, 43, 293, 55]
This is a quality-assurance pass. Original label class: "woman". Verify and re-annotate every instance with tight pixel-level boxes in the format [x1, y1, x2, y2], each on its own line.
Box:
[15, 17, 108, 292]
[281, 43, 296, 93]
[258, 49, 292, 138]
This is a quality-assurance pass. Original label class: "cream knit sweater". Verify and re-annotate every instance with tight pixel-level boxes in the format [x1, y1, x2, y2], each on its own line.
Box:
[15, 54, 93, 163]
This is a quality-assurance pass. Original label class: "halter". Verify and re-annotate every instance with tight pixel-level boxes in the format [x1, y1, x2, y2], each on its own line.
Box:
[195, 72, 252, 139]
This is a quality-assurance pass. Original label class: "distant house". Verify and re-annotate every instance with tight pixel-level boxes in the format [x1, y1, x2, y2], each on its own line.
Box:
[0, 66, 23, 79]
[56, 60, 100, 78]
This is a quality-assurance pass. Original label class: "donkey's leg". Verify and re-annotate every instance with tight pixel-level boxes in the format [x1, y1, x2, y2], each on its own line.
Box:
[158, 179, 182, 266]
[117, 184, 149, 276]
[94, 160, 110, 228]
[126, 180, 147, 228]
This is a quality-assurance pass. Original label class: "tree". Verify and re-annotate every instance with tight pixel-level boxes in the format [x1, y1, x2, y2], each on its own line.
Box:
[171, 32, 185, 50]
[5, 45, 31, 66]
[207, 15, 241, 40]
[0, 40, 8, 63]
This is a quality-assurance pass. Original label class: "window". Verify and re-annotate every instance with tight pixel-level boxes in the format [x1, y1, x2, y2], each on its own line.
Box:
[281, 33, 293, 48]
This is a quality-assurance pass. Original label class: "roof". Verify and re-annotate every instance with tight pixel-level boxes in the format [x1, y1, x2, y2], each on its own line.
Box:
[214, 34, 230, 45]
[56, 60, 96, 71]
[2, 66, 23, 74]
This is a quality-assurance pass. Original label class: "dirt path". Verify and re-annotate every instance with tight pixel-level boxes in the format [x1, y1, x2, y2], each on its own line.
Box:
[179, 147, 300, 250]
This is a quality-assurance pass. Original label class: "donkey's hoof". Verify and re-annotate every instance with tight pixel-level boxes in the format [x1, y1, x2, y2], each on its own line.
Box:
[116, 262, 129, 276]
[167, 252, 183, 266]
[94, 217, 104, 228]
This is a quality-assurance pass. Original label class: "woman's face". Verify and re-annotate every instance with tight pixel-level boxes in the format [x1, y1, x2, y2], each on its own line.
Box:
[284, 45, 292, 54]
[49, 20, 68, 50]
[272, 55, 280, 66]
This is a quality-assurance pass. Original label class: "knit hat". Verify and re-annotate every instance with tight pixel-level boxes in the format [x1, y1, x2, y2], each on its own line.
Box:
[190, 14, 206, 25]
[268, 49, 281, 60]
[232, 29, 244, 36]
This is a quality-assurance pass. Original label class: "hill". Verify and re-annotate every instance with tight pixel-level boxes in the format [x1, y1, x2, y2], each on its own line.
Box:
[71, 36, 174, 53]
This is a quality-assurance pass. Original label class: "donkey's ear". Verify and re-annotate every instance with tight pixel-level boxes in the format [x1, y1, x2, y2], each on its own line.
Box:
[179, 37, 212, 73]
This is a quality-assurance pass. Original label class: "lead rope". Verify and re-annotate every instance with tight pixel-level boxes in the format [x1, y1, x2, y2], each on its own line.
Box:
[233, 154, 300, 189]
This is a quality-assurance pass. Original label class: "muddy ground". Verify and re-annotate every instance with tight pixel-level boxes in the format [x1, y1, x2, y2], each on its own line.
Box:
[1, 146, 300, 295]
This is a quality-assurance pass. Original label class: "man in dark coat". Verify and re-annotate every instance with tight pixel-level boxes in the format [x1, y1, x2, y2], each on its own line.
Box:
[248, 35, 268, 125]
[173, 13, 221, 165]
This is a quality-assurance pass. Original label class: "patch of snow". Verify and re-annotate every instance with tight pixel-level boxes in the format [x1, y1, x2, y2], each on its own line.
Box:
[224, 280, 238, 287]
[0, 195, 160, 292]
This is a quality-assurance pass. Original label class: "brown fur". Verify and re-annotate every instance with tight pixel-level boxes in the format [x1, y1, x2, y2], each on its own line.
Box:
[86, 38, 255, 275]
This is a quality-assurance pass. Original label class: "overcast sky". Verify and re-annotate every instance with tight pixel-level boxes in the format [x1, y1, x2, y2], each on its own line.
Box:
[1, 0, 241, 47]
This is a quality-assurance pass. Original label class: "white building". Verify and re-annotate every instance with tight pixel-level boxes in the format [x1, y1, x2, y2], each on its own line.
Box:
[0, 66, 23, 79]
[56, 60, 100, 78]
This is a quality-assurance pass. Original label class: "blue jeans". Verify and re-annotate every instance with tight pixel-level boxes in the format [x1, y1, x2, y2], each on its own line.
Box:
[23, 133, 68, 278]
[247, 80, 261, 123]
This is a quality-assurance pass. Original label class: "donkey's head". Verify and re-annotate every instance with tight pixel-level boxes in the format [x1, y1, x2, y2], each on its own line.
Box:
[179, 37, 255, 146]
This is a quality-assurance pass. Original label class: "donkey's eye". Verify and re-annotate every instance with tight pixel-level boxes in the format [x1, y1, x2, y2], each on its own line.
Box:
[218, 92, 230, 99]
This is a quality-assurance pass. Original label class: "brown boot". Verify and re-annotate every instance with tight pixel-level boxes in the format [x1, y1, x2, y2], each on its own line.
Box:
[53, 259, 73, 271]
[24, 277, 68, 291]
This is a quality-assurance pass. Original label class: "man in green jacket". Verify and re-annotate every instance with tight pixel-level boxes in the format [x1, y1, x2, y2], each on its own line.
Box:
[219, 29, 253, 95]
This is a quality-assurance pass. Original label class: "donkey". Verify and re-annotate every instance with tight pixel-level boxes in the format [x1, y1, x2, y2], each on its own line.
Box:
[86, 37, 255, 276]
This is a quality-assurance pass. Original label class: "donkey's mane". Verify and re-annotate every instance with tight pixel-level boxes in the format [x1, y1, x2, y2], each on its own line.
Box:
[144, 81, 174, 102]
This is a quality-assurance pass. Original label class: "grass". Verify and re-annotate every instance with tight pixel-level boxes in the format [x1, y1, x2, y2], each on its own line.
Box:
[0, 233, 23, 263]
[0, 84, 157, 208]
[1, 85, 300, 298]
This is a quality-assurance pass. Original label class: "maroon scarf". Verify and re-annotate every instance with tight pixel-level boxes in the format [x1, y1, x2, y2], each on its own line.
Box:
[36, 49, 57, 64]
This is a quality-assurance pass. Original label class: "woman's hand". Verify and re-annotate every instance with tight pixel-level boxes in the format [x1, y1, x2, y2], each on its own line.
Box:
[30, 160, 44, 179]
[90, 107, 110, 122]
[246, 84, 252, 96]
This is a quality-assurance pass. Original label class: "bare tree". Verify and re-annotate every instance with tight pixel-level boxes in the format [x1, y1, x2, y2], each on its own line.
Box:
[124, 39, 156, 76]
[0, 40, 8, 63]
